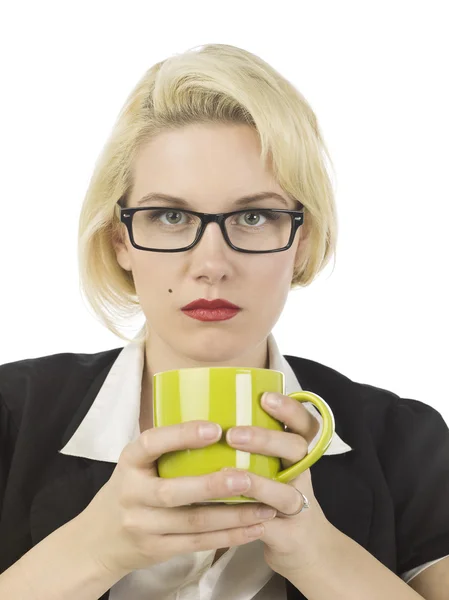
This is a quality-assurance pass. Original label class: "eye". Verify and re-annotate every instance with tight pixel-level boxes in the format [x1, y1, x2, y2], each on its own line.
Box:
[148, 209, 189, 225]
[243, 211, 263, 226]
[234, 210, 280, 226]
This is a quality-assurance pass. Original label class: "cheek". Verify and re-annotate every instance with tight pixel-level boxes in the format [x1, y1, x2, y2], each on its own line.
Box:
[258, 254, 296, 283]
[244, 258, 293, 309]
[129, 256, 172, 295]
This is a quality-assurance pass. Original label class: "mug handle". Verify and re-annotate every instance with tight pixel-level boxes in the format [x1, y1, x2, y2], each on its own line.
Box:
[273, 391, 335, 484]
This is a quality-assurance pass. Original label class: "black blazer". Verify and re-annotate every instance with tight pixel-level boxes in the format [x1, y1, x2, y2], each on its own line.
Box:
[1, 347, 449, 600]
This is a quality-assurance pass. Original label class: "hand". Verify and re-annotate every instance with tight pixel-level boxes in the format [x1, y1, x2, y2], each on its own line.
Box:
[225, 391, 335, 580]
[77, 420, 278, 577]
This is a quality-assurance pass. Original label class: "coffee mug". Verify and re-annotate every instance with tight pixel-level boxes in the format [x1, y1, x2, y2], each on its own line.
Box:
[153, 366, 334, 503]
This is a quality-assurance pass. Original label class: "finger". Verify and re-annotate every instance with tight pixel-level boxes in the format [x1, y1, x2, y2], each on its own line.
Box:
[162, 523, 266, 556]
[261, 393, 320, 443]
[147, 469, 256, 508]
[226, 427, 308, 463]
[119, 420, 222, 469]
[224, 469, 306, 516]
[133, 502, 277, 534]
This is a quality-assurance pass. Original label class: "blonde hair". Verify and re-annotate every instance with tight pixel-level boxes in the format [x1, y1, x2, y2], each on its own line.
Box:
[78, 43, 338, 344]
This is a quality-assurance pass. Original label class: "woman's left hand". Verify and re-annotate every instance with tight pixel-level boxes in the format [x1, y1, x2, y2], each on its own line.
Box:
[225, 391, 335, 580]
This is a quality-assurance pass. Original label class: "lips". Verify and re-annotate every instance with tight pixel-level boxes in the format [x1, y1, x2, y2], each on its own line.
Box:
[181, 298, 241, 310]
[182, 307, 240, 322]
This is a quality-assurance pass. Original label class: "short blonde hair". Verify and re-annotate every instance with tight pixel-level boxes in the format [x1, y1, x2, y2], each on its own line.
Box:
[78, 43, 338, 344]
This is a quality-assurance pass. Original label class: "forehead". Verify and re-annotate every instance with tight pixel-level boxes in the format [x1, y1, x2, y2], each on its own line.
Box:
[130, 123, 280, 198]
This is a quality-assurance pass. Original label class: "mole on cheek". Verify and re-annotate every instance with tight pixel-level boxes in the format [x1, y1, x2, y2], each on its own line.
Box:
[168, 289, 173, 293]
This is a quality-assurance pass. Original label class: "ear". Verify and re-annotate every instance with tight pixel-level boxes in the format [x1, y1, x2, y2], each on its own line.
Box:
[112, 227, 133, 272]
[294, 221, 311, 263]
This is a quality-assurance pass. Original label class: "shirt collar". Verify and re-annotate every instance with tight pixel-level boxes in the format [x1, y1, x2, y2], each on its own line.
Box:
[59, 333, 353, 462]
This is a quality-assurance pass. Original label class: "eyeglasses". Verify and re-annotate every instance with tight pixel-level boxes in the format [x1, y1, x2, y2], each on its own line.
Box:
[116, 198, 304, 254]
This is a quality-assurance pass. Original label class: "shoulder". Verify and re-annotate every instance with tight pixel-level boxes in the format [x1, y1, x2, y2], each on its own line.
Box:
[0, 346, 123, 428]
[284, 353, 447, 445]
[284, 352, 401, 412]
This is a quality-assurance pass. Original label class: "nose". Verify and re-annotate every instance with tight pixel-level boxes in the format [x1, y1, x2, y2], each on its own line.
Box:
[193, 219, 232, 253]
[187, 220, 235, 284]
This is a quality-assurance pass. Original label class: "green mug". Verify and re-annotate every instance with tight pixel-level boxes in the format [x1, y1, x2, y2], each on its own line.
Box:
[153, 366, 334, 503]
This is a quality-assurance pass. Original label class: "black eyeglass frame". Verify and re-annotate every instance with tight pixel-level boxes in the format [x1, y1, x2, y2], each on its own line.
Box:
[116, 199, 305, 254]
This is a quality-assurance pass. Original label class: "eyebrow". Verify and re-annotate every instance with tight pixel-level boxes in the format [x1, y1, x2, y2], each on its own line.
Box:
[136, 191, 292, 209]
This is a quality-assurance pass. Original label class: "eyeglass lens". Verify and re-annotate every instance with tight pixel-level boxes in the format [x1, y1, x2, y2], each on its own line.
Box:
[130, 208, 293, 251]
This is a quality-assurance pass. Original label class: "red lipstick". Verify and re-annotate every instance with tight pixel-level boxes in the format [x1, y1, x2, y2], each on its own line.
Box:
[181, 298, 241, 322]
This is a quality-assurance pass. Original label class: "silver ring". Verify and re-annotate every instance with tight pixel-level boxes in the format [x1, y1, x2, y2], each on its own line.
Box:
[277, 487, 310, 518]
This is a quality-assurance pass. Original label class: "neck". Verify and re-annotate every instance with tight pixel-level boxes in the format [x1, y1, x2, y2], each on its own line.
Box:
[139, 331, 270, 432]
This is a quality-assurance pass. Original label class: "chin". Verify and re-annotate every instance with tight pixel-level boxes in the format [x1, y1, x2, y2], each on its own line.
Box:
[183, 334, 244, 364]
[189, 347, 237, 365]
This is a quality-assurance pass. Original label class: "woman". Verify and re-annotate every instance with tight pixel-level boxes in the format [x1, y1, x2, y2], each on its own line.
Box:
[0, 43, 448, 600]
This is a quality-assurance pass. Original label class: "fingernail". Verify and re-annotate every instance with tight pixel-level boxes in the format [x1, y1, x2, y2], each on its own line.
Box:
[199, 423, 222, 440]
[247, 524, 264, 537]
[225, 473, 251, 492]
[256, 506, 276, 519]
[263, 393, 281, 408]
[221, 467, 246, 473]
[228, 428, 251, 443]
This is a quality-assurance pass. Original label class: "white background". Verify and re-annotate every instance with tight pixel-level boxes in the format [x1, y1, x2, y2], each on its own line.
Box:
[0, 1, 448, 423]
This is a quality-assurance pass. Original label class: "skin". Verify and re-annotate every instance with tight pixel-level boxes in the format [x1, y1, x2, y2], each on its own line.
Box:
[113, 121, 319, 572]
[110, 123, 432, 595]
[0, 128, 435, 598]
[113, 122, 309, 428]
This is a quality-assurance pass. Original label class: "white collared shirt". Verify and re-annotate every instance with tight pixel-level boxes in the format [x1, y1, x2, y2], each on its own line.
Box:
[59, 333, 445, 597]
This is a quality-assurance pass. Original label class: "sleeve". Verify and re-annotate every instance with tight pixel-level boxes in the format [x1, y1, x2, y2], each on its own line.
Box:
[378, 397, 449, 581]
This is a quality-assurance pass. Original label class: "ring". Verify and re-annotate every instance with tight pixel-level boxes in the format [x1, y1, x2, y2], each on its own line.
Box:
[277, 487, 310, 518]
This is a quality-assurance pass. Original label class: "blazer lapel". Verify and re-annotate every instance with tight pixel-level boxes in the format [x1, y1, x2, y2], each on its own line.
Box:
[29, 355, 120, 558]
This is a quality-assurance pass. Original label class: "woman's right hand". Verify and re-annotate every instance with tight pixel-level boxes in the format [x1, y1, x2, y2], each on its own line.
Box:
[77, 420, 277, 576]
